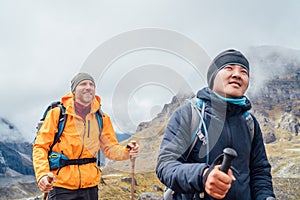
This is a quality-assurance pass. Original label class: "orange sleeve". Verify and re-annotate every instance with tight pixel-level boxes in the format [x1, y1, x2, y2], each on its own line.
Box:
[99, 114, 130, 161]
[32, 107, 60, 182]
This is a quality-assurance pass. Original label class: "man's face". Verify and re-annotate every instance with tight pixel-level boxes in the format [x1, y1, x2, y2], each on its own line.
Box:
[212, 64, 249, 98]
[73, 80, 95, 106]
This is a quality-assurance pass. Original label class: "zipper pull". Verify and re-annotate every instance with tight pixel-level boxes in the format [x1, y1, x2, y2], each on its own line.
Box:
[198, 133, 207, 145]
[199, 192, 205, 198]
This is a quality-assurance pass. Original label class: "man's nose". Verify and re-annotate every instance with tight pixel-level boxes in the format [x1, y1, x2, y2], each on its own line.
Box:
[231, 70, 242, 78]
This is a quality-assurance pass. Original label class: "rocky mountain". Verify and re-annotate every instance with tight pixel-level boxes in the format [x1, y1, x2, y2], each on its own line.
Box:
[0, 142, 34, 176]
[0, 118, 37, 200]
[246, 46, 300, 145]
[0, 118, 34, 177]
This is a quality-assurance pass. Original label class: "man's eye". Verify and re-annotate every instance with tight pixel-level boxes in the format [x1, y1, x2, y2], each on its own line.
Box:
[241, 70, 248, 75]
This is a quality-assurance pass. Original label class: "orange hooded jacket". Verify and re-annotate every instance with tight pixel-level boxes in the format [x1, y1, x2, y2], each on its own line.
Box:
[32, 93, 130, 190]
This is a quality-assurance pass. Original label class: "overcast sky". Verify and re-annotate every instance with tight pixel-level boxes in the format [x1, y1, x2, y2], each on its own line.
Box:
[1, 0, 300, 141]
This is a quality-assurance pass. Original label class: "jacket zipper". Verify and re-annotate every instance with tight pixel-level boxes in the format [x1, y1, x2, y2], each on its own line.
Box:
[226, 120, 233, 147]
[78, 121, 86, 189]
[88, 120, 90, 138]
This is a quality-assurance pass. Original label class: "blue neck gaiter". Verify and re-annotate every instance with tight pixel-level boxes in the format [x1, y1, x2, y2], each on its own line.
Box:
[213, 92, 246, 106]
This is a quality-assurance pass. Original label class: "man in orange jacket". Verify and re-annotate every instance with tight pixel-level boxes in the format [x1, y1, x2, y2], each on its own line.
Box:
[33, 72, 139, 199]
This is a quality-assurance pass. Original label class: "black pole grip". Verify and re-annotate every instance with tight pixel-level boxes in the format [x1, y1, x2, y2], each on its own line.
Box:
[219, 148, 237, 173]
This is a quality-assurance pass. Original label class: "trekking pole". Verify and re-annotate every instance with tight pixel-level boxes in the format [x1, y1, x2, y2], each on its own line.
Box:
[43, 172, 54, 200]
[130, 141, 137, 200]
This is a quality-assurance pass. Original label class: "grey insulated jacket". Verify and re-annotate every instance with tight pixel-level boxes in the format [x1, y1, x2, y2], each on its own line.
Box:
[156, 87, 275, 200]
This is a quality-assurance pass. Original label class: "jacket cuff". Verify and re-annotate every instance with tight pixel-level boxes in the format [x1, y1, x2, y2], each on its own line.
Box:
[37, 174, 48, 184]
[202, 166, 213, 187]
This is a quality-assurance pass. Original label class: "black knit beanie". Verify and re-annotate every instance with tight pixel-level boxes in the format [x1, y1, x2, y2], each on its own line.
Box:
[207, 49, 249, 89]
[71, 72, 95, 91]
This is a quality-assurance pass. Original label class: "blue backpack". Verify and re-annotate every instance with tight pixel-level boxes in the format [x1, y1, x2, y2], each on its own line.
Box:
[36, 101, 103, 170]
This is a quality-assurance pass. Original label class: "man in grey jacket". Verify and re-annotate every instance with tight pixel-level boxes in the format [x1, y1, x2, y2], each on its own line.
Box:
[156, 49, 275, 199]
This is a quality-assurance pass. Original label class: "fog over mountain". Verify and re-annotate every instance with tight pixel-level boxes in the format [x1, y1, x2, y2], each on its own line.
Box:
[0, 118, 26, 143]
[246, 46, 300, 96]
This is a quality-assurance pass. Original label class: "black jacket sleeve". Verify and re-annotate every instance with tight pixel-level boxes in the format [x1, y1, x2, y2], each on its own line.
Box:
[250, 116, 276, 199]
[156, 104, 208, 194]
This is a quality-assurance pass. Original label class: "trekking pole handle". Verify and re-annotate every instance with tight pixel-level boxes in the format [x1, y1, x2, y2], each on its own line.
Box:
[219, 148, 237, 173]
[131, 141, 137, 148]
[47, 173, 54, 183]
[43, 172, 54, 200]
[131, 141, 136, 147]
[129, 141, 137, 158]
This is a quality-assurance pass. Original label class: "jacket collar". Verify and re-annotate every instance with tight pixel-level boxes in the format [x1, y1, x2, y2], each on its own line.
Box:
[60, 92, 101, 115]
[196, 87, 252, 116]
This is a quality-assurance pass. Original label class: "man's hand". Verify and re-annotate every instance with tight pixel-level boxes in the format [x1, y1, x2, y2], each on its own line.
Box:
[127, 141, 139, 158]
[38, 174, 55, 193]
[203, 165, 235, 199]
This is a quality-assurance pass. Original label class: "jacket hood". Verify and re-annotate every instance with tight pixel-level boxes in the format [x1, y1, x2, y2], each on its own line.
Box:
[60, 92, 101, 114]
[196, 87, 251, 115]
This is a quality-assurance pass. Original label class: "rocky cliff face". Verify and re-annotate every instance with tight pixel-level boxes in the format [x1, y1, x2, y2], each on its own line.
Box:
[0, 118, 36, 200]
[0, 142, 34, 176]
[0, 118, 34, 177]
[135, 93, 191, 133]
[247, 46, 300, 142]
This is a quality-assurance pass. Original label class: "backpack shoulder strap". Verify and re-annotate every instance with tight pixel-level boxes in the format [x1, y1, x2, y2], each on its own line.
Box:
[184, 96, 206, 158]
[189, 96, 203, 140]
[96, 108, 104, 134]
[49, 102, 67, 152]
[243, 111, 254, 142]
[95, 107, 104, 167]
